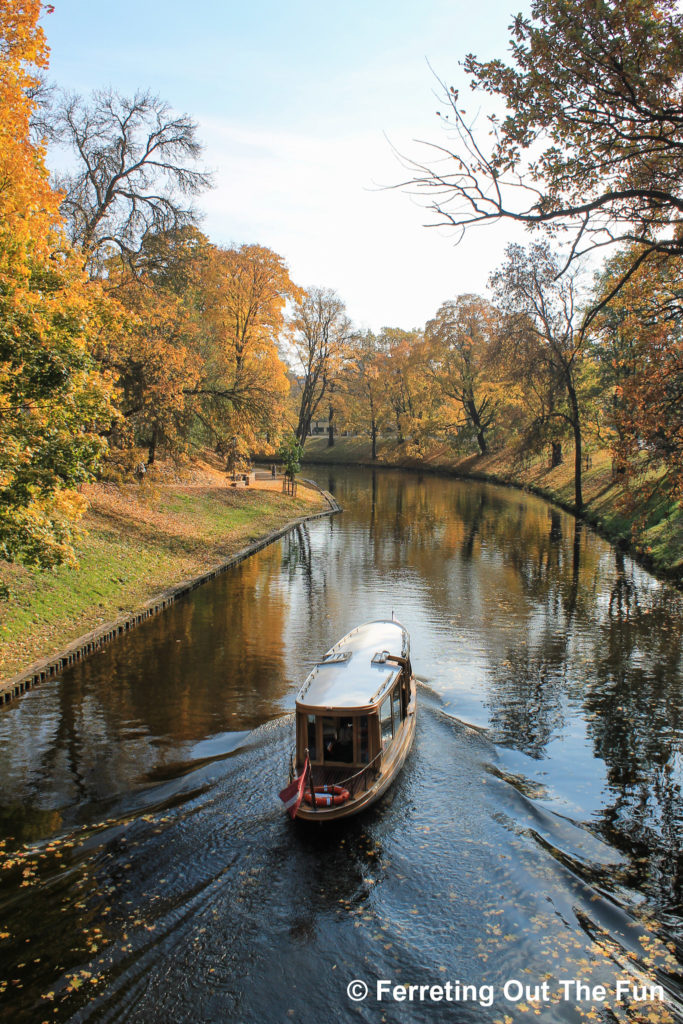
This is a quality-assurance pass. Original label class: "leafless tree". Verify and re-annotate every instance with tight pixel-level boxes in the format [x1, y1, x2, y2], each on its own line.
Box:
[45, 88, 212, 274]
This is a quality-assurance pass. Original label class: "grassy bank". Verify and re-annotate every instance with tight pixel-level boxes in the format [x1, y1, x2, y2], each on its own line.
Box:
[301, 436, 683, 584]
[0, 458, 327, 680]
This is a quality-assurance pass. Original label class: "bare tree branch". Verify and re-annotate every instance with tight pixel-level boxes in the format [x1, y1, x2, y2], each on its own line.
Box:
[396, 0, 683, 298]
[45, 88, 213, 275]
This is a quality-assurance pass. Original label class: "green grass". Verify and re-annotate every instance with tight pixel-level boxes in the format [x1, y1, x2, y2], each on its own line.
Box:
[300, 436, 380, 465]
[161, 490, 275, 537]
[0, 482, 325, 679]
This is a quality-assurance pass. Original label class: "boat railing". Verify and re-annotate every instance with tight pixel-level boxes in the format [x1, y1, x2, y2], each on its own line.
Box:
[335, 749, 383, 793]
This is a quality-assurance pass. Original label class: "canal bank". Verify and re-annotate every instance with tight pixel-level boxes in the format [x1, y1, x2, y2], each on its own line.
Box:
[0, 457, 337, 699]
[296, 436, 683, 586]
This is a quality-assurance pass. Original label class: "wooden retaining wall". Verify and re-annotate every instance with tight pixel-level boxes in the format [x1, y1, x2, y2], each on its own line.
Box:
[0, 485, 341, 709]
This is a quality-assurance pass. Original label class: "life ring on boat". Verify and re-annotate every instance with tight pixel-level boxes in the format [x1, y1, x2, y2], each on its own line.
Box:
[304, 785, 350, 807]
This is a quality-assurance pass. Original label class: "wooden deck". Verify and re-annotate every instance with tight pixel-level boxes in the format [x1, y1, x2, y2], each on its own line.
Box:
[309, 763, 379, 798]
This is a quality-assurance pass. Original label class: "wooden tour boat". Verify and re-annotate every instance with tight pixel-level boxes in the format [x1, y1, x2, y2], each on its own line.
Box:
[282, 619, 416, 822]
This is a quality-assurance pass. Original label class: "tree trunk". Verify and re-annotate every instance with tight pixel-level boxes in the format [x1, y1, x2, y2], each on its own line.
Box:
[394, 406, 404, 444]
[466, 400, 488, 455]
[550, 441, 563, 467]
[567, 379, 583, 511]
[296, 406, 311, 445]
[147, 427, 158, 465]
[371, 420, 377, 461]
[296, 374, 326, 446]
[327, 402, 334, 447]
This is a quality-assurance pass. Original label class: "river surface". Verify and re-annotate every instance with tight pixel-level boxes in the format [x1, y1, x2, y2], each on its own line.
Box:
[0, 466, 682, 1023]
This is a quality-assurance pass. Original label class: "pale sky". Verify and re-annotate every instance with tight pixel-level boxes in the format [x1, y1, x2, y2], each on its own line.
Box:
[41, 0, 527, 331]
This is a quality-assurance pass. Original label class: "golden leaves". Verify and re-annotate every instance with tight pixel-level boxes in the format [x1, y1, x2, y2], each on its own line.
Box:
[0, 3, 116, 567]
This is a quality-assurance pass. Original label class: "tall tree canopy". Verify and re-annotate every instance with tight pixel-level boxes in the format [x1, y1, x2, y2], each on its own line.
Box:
[47, 87, 212, 273]
[99, 237, 298, 461]
[594, 251, 683, 503]
[0, 0, 114, 566]
[291, 287, 351, 444]
[345, 331, 392, 460]
[197, 243, 300, 448]
[379, 327, 429, 448]
[425, 295, 500, 455]
[490, 244, 587, 508]
[102, 254, 201, 465]
[405, 0, 683, 290]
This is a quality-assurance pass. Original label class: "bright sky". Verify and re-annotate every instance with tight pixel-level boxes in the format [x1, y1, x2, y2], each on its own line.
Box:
[41, 0, 526, 331]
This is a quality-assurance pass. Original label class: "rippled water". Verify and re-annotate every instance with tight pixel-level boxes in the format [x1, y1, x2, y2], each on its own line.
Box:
[0, 467, 682, 1023]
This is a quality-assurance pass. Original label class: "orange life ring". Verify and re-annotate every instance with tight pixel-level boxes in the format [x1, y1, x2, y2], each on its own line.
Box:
[304, 784, 350, 807]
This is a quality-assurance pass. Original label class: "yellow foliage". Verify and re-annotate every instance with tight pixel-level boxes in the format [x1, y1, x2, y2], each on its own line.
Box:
[197, 243, 300, 445]
[0, 2, 115, 566]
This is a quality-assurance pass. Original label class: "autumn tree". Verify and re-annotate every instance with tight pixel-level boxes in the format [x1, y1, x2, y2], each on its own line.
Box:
[589, 249, 648, 453]
[290, 287, 351, 444]
[45, 88, 212, 274]
[491, 244, 588, 508]
[593, 252, 683, 503]
[344, 331, 392, 460]
[0, 0, 115, 567]
[196, 243, 300, 451]
[378, 327, 431, 448]
[101, 257, 201, 464]
[403, 0, 683, 301]
[424, 295, 500, 455]
[96, 236, 299, 464]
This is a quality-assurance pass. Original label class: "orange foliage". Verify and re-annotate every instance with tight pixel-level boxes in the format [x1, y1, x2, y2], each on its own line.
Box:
[0, 1, 55, 265]
[98, 238, 299, 462]
[0, 2, 115, 566]
[198, 244, 301, 446]
[101, 265, 201, 461]
[597, 252, 683, 505]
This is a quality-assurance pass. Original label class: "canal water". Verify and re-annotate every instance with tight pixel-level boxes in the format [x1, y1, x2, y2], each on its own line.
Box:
[0, 467, 681, 1023]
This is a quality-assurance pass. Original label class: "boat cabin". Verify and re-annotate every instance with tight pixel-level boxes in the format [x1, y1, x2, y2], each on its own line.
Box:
[295, 621, 413, 794]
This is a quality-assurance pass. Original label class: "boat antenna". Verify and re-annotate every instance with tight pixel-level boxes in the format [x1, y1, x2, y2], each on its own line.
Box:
[392, 609, 395, 621]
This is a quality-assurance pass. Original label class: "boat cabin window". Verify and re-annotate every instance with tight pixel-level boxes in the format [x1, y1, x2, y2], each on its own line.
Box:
[359, 715, 369, 763]
[306, 714, 317, 761]
[380, 696, 393, 747]
[300, 713, 373, 765]
[322, 716, 354, 763]
[392, 685, 402, 726]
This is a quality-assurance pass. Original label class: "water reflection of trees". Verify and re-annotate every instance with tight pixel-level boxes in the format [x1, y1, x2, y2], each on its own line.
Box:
[468, 487, 682, 909]
[323, 468, 683, 913]
[0, 549, 292, 835]
[584, 557, 683, 912]
[483, 516, 585, 758]
[317, 469, 596, 642]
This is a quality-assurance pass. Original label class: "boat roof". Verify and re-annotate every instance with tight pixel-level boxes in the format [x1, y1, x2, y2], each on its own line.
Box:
[296, 620, 409, 711]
